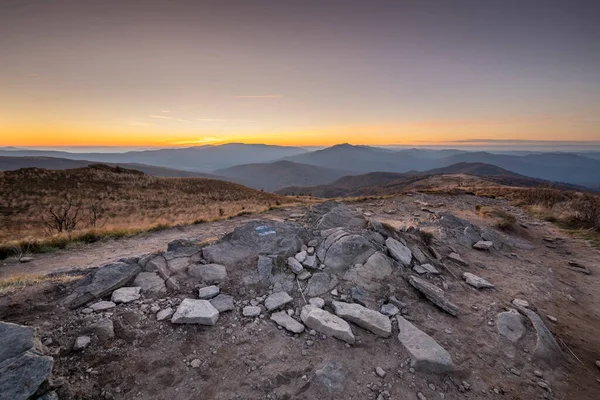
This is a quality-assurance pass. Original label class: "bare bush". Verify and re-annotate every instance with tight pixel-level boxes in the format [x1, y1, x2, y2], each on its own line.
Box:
[43, 196, 85, 238]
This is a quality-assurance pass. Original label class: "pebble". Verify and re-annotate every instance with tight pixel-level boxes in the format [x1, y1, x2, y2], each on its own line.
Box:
[537, 381, 551, 391]
[375, 366, 386, 378]
[595, 360, 600, 370]
[533, 370, 544, 378]
[428, 383, 435, 391]
[510, 367, 521, 376]
[546, 315, 557, 322]
[417, 392, 427, 400]
[190, 359, 201, 368]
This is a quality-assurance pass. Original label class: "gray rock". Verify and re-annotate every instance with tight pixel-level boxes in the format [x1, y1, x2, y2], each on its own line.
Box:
[463, 272, 495, 289]
[332, 301, 391, 337]
[301, 305, 355, 344]
[408, 276, 460, 316]
[73, 336, 91, 351]
[165, 276, 181, 292]
[315, 360, 346, 392]
[380, 303, 399, 316]
[309, 297, 325, 308]
[309, 202, 367, 230]
[322, 234, 376, 273]
[512, 298, 529, 308]
[111, 286, 141, 303]
[87, 318, 114, 342]
[66, 262, 140, 308]
[297, 270, 312, 281]
[202, 220, 307, 265]
[295, 250, 308, 263]
[89, 301, 116, 312]
[257, 255, 274, 283]
[171, 299, 219, 325]
[167, 238, 196, 252]
[447, 252, 468, 266]
[408, 244, 429, 264]
[343, 252, 393, 291]
[349, 286, 371, 307]
[439, 213, 483, 248]
[197, 285, 220, 299]
[210, 294, 235, 312]
[413, 264, 440, 275]
[306, 272, 338, 297]
[497, 309, 526, 342]
[517, 306, 563, 367]
[308, 238, 319, 247]
[375, 366, 386, 378]
[166, 256, 191, 275]
[188, 264, 227, 282]
[287, 257, 304, 274]
[386, 237, 412, 266]
[0, 322, 39, 365]
[388, 295, 407, 309]
[270, 311, 305, 333]
[156, 307, 175, 321]
[264, 291, 293, 311]
[0, 350, 54, 400]
[37, 391, 59, 400]
[473, 240, 493, 250]
[396, 316, 454, 373]
[243, 306, 261, 317]
[133, 272, 166, 294]
[143, 255, 170, 276]
[303, 254, 317, 268]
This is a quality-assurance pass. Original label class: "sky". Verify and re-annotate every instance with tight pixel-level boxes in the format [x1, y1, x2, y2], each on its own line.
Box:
[1, 0, 600, 148]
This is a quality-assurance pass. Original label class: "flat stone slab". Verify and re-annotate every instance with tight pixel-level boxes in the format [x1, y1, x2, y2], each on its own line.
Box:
[243, 306, 261, 317]
[386, 238, 412, 266]
[463, 272, 495, 289]
[301, 306, 355, 344]
[0, 350, 54, 400]
[270, 311, 305, 333]
[171, 299, 219, 325]
[413, 264, 440, 275]
[448, 252, 468, 266]
[380, 303, 399, 316]
[332, 301, 391, 337]
[198, 285, 220, 299]
[497, 309, 526, 342]
[343, 252, 393, 291]
[0, 322, 37, 363]
[210, 294, 235, 312]
[397, 316, 454, 373]
[156, 307, 175, 321]
[409, 276, 460, 316]
[111, 286, 141, 303]
[517, 306, 563, 367]
[89, 301, 116, 312]
[473, 240, 493, 250]
[264, 291, 293, 311]
[188, 264, 228, 282]
[133, 272, 166, 294]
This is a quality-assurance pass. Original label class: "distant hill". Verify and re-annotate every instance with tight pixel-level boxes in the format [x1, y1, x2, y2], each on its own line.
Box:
[277, 162, 586, 197]
[0, 156, 224, 178]
[0, 143, 308, 172]
[214, 160, 353, 191]
[0, 165, 291, 243]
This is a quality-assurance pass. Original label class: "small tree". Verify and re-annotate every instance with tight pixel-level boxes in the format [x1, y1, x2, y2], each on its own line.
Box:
[88, 203, 105, 228]
[43, 196, 84, 238]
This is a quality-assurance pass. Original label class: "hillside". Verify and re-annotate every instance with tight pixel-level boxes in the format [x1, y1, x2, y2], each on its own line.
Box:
[0, 165, 293, 243]
[214, 160, 353, 191]
[0, 156, 223, 178]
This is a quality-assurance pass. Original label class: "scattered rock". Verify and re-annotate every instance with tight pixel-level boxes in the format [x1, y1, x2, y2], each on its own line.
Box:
[210, 294, 235, 312]
[332, 301, 392, 337]
[156, 307, 175, 321]
[517, 306, 563, 367]
[473, 241, 493, 250]
[396, 316, 454, 373]
[297, 270, 312, 281]
[546, 315, 557, 323]
[497, 309, 526, 342]
[287, 257, 304, 274]
[188, 264, 228, 282]
[197, 285, 220, 299]
[73, 336, 91, 351]
[413, 264, 440, 275]
[295, 250, 308, 263]
[447, 252, 468, 266]
[264, 291, 293, 311]
[462, 272, 495, 289]
[171, 299, 219, 325]
[89, 301, 116, 312]
[301, 306, 355, 344]
[133, 272, 167, 294]
[270, 311, 305, 333]
[375, 366, 386, 378]
[243, 306, 261, 317]
[306, 272, 338, 297]
[408, 276, 460, 316]
[309, 297, 325, 308]
[385, 238, 412, 266]
[303, 254, 317, 268]
[111, 287, 141, 304]
[87, 318, 115, 342]
[512, 298, 529, 308]
[380, 303, 399, 316]
[190, 359, 201, 368]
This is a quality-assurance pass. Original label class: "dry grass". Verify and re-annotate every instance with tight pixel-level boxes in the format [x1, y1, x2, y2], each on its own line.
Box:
[0, 273, 81, 295]
[476, 205, 518, 231]
[0, 165, 299, 258]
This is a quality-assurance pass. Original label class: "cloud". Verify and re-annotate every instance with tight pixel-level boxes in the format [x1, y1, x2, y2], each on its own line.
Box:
[197, 118, 228, 122]
[171, 137, 230, 145]
[232, 95, 282, 99]
[148, 115, 190, 122]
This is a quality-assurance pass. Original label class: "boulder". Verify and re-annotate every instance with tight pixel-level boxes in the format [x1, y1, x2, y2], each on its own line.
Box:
[306, 272, 338, 297]
[188, 264, 227, 282]
[167, 239, 197, 252]
[497, 309, 526, 342]
[0, 351, 54, 400]
[301, 306, 355, 344]
[133, 272, 166, 294]
[171, 299, 219, 325]
[386, 238, 412, 266]
[143, 255, 170, 278]
[463, 272, 495, 289]
[66, 262, 140, 308]
[332, 301, 392, 337]
[264, 291, 293, 311]
[396, 316, 454, 373]
[198, 285, 220, 299]
[270, 311, 305, 333]
[439, 213, 483, 248]
[111, 287, 141, 303]
[408, 276, 460, 316]
[210, 294, 235, 312]
[309, 297, 325, 308]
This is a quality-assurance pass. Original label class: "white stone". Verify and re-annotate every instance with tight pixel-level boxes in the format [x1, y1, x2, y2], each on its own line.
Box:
[171, 299, 219, 325]
[295, 251, 308, 263]
[73, 336, 91, 351]
[396, 316, 454, 373]
[156, 307, 174, 321]
[512, 298, 529, 308]
[385, 238, 412, 266]
[380, 303, 399, 316]
[188, 264, 227, 282]
[89, 301, 116, 312]
[270, 311, 305, 333]
[332, 301, 392, 337]
[309, 297, 325, 308]
[264, 291, 293, 311]
[198, 285, 220, 299]
[287, 257, 304, 274]
[301, 305, 355, 344]
[473, 240, 493, 250]
[243, 306, 261, 317]
[111, 287, 141, 303]
[462, 272, 495, 289]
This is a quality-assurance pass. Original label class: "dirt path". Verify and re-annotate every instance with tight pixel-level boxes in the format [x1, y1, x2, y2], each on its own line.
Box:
[0, 207, 305, 279]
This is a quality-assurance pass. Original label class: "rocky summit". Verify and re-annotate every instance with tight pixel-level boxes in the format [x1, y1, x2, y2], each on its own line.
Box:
[0, 197, 594, 399]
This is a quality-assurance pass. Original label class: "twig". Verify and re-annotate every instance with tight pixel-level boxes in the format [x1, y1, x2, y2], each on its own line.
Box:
[558, 337, 584, 366]
[296, 278, 308, 305]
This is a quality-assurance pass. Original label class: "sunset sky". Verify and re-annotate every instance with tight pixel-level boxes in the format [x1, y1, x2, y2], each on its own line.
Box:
[1, 0, 599, 147]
